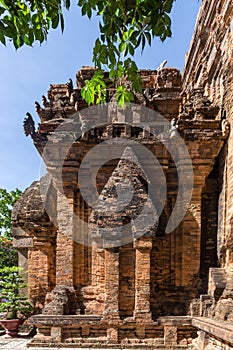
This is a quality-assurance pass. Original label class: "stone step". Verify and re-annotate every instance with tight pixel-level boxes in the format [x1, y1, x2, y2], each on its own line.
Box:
[28, 344, 193, 349]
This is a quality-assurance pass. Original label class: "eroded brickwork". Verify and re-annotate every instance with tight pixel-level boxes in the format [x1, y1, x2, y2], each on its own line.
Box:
[12, 0, 233, 347]
[183, 0, 233, 348]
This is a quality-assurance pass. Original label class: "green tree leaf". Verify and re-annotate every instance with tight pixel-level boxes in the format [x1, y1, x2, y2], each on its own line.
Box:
[116, 85, 134, 108]
[0, 188, 21, 269]
[0, 0, 176, 105]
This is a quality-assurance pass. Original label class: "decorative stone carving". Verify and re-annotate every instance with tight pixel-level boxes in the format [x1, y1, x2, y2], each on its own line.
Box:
[169, 118, 178, 138]
[221, 119, 230, 139]
[179, 89, 219, 120]
[43, 286, 70, 316]
[23, 112, 36, 137]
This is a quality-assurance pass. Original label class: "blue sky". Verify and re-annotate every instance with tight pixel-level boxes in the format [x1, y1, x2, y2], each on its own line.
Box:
[0, 0, 201, 192]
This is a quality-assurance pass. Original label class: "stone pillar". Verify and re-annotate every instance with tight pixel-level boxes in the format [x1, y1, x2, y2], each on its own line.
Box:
[56, 191, 74, 287]
[103, 241, 120, 344]
[176, 147, 210, 286]
[12, 227, 34, 297]
[181, 163, 209, 286]
[134, 236, 152, 321]
[103, 247, 120, 320]
[28, 238, 55, 305]
[181, 188, 202, 286]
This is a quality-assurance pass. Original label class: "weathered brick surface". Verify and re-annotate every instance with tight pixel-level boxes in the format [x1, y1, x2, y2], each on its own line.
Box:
[13, 64, 227, 346]
[12, 1, 233, 347]
[182, 0, 233, 348]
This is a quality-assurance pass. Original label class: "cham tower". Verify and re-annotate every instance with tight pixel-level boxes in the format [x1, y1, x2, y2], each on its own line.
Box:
[12, 0, 233, 348]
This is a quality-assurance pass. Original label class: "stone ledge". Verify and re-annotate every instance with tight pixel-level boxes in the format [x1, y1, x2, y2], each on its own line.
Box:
[28, 315, 159, 327]
[179, 120, 221, 130]
[28, 343, 191, 349]
[192, 317, 233, 344]
[158, 316, 192, 326]
[28, 315, 102, 327]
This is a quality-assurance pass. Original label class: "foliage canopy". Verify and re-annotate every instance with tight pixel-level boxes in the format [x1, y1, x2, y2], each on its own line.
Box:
[0, 188, 21, 268]
[0, 266, 32, 319]
[0, 0, 175, 104]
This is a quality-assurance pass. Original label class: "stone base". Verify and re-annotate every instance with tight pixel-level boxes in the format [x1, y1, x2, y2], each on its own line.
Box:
[28, 343, 193, 349]
[28, 315, 196, 348]
[133, 311, 153, 323]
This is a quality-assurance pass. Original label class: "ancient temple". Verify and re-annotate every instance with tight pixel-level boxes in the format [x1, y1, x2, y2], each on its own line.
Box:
[12, 0, 233, 348]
